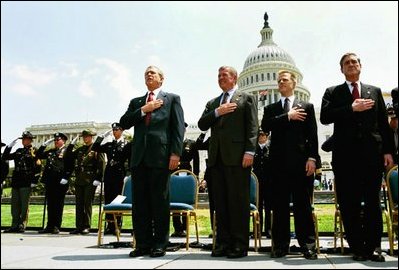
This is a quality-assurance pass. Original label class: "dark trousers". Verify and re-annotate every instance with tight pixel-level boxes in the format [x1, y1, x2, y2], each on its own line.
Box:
[211, 161, 250, 250]
[132, 164, 170, 250]
[204, 167, 215, 232]
[75, 183, 96, 230]
[45, 183, 68, 229]
[257, 176, 272, 234]
[271, 172, 315, 251]
[334, 143, 383, 256]
[10, 187, 31, 228]
[104, 168, 124, 229]
[172, 216, 187, 232]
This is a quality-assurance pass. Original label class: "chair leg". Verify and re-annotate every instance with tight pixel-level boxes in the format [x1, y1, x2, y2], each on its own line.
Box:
[212, 212, 217, 250]
[185, 212, 190, 250]
[193, 213, 199, 243]
[313, 212, 320, 254]
[97, 210, 104, 246]
[114, 214, 120, 242]
[383, 210, 393, 256]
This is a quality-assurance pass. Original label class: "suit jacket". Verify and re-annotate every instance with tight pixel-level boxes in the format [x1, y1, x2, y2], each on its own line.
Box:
[320, 82, 394, 168]
[120, 90, 185, 169]
[198, 90, 258, 166]
[261, 98, 318, 175]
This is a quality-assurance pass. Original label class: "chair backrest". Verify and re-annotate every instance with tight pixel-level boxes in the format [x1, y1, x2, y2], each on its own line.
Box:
[170, 170, 198, 206]
[250, 172, 259, 208]
[386, 165, 398, 208]
[121, 176, 133, 204]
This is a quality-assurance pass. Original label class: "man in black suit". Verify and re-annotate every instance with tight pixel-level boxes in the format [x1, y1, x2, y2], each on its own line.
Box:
[261, 70, 319, 260]
[320, 53, 394, 262]
[120, 66, 185, 258]
[198, 66, 258, 258]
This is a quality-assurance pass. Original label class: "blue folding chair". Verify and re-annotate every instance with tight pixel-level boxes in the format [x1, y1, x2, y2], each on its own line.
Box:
[97, 176, 133, 246]
[170, 169, 199, 250]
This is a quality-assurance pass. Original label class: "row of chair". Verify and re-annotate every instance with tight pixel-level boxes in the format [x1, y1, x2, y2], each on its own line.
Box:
[97, 165, 398, 255]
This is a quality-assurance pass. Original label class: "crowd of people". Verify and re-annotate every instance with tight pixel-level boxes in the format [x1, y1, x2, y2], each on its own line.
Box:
[1, 52, 398, 262]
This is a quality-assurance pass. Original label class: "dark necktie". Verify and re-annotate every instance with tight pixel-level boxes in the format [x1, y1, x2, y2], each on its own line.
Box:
[221, 92, 229, 104]
[351, 82, 360, 100]
[283, 98, 290, 113]
[145, 92, 154, 126]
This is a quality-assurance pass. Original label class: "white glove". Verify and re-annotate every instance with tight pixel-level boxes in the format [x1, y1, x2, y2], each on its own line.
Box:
[31, 183, 37, 188]
[60, 178, 68, 185]
[102, 129, 113, 138]
[313, 179, 320, 187]
[123, 176, 130, 183]
[71, 135, 80, 145]
[8, 138, 20, 148]
[43, 138, 53, 147]
[93, 180, 101, 186]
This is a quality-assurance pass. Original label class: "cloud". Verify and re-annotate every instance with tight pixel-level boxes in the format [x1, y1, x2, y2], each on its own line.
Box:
[4, 64, 56, 96]
[59, 61, 79, 78]
[96, 58, 138, 103]
[11, 83, 36, 96]
[78, 80, 95, 97]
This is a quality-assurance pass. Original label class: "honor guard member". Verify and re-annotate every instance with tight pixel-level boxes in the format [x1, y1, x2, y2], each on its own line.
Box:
[170, 123, 201, 238]
[2, 131, 41, 233]
[36, 132, 71, 234]
[92, 122, 131, 235]
[1, 141, 10, 197]
[252, 130, 272, 238]
[68, 129, 105, 235]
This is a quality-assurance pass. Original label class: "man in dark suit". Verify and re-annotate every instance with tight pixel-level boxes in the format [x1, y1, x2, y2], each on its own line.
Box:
[198, 66, 258, 258]
[320, 53, 394, 262]
[261, 70, 319, 260]
[120, 65, 185, 258]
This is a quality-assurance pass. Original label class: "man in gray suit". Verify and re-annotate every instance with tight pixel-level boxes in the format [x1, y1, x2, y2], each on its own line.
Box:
[198, 66, 258, 258]
[321, 53, 394, 262]
[120, 66, 185, 258]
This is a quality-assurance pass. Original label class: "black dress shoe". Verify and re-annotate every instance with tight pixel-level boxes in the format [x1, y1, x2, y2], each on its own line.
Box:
[129, 248, 151, 257]
[170, 231, 186, 237]
[80, 228, 90, 235]
[150, 248, 166, 257]
[38, 227, 53, 234]
[303, 249, 318, 260]
[211, 246, 228, 257]
[104, 228, 114, 235]
[227, 247, 247, 259]
[352, 254, 368, 261]
[369, 253, 385, 262]
[51, 227, 60, 234]
[3, 227, 19, 233]
[271, 249, 288, 258]
[69, 229, 81, 234]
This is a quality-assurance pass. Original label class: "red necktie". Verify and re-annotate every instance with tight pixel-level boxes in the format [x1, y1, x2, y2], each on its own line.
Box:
[145, 92, 154, 126]
[351, 82, 360, 100]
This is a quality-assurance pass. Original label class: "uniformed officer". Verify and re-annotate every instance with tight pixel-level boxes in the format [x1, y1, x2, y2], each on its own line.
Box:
[36, 132, 71, 234]
[170, 125, 201, 238]
[1, 142, 10, 197]
[68, 129, 105, 235]
[2, 131, 41, 233]
[252, 130, 272, 238]
[92, 122, 131, 235]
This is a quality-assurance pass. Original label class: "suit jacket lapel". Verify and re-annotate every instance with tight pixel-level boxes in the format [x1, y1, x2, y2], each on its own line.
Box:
[360, 83, 372, 99]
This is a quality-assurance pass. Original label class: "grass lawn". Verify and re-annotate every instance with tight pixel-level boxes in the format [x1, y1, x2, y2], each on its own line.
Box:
[1, 204, 338, 235]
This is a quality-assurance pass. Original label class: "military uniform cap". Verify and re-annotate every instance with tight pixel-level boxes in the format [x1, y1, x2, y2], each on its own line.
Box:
[81, 129, 97, 136]
[20, 131, 35, 139]
[54, 132, 68, 141]
[111, 122, 123, 130]
[1, 142, 6, 147]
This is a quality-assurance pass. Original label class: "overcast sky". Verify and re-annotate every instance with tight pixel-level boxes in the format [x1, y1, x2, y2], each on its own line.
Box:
[1, 1, 398, 144]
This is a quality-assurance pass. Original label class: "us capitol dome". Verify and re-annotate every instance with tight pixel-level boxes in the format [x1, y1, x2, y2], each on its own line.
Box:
[238, 12, 310, 119]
